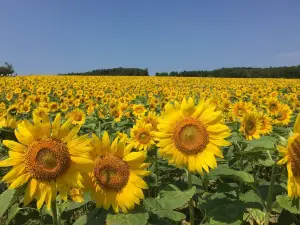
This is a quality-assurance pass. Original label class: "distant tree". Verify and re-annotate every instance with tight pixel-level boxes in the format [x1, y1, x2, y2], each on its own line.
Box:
[0, 62, 14, 76]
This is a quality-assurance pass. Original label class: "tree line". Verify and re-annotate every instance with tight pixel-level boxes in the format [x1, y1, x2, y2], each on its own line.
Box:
[0, 62, 15, 77]
[59, 67, 149, 76]
[155, 66, 300, 78]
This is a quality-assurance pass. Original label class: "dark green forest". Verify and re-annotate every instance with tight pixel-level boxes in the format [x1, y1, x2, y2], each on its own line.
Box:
[155, 66, 300, 78]
[59, 67, 149, 76]
[59, 65, 300, 78]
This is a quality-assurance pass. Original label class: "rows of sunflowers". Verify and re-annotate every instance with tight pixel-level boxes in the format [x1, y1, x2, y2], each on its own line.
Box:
[0, 76, 300, 225]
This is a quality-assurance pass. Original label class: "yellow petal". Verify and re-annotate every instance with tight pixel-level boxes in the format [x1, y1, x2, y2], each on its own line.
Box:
[2, 164, 26, 182]
[24, 178, 38, 206]
[2, 140, 27, 153]
[124, 151, 146, 163]
[0, 158, 20, 167]
[8, 173, 31, 189]
[52, 113, 62, 138]
[37, 182, 48, 210]
[101, 131, 111, 151]
[130, 173, 148, 189]
[63, 126, 80, 143]
[294, 113, 300, 133]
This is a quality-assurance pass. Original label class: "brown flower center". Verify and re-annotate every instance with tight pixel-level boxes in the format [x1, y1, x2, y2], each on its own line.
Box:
[269, 103, 278, 112]
[289, 136, 300, 177]
[137, 131, 151, 144]
[94, 154, 129, 192]
[173, 117, 209, 154]
[25, 138, 70, 180]
[75, 114, 82, 121]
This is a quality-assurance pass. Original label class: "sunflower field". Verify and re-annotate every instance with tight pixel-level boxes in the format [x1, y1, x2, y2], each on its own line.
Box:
[0, 76, 300, 225]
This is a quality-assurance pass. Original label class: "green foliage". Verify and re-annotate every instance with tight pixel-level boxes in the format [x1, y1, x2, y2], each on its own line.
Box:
[209, 165, 254, 183]
[155, 65, 300, 78]
[60, 67, 149, 76]
[106, 212, 149, 225]
[0, 189, 16, 218]
[276, 195, 300, 214]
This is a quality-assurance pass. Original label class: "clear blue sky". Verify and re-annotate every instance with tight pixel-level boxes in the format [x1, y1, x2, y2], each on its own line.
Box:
[1, 0, 300, 75]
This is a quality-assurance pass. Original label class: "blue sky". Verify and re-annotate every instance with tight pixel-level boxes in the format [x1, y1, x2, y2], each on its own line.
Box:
[1, 0, 300, 75]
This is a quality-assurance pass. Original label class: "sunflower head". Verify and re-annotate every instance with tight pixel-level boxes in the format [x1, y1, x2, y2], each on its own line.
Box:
[130, 120, 155, 151]
[240, 112, 261, 140]
[273, 104, 292, 126]
[65, 108, 86, 125]
[156, 97, 231, 174]
[277, 113, 300, 197]
[89, 131, 150, 213]
[0, 113, 93, 210]
[132, 104, 146, 117]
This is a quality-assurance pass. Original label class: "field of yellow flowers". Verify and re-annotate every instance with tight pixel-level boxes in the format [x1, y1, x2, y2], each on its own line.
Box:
[0, 76, 300, 225]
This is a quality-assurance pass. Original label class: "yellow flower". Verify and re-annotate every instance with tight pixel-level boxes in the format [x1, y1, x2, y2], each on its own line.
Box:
[240, 112, 262, 140]
[129, 120, 156, 151]
[273, 104, 292, 126]
[0, 115, 18, 129]
[132, 104, 146, 118]
[266, 97, 280, 115]
[257, 111, 272, 135]
[65, 108, 86, 125]
[0, 113, 94, 210]
[32, 107, 49, 122]
[148, 111, 160, 130]
[155, 97, 231, 174]
[277, 113, 300, 197]
[87, 131, 150, 213]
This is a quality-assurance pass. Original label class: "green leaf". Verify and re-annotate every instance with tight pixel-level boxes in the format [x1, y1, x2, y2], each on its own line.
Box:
[154, 210, 186, 222]
[73, 208, 104, 225]
[243, 136, 276, 150]
[144, 198, 163, 211]
[158, 186, 196, 210]
[276, 195, 300, 214]
[182, 173, 203, 186]
[258, 159, 275, 167]
[0, 189, 16, 217]
[5, 203, 20, 225]
[106, 212, 149, 225]
[240, 190, 263, 205]
[244, 208, 264, 225]
[199, 193, 245, 224]
[209, 165, 254, 183]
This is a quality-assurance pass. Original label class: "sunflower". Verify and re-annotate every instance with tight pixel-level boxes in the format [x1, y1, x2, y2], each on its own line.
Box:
[273, 104, 292, 126]
[132, 104, 146, 118]
[129, 120, 156, 151]
[32, 107, 49, 122]
[266, 97, 280, 115]
[142, 111, 159, 131]
[0, 115, 18, 129]
[240, 112, 262, 140]
[87, 131, 150, 213]
[231, 101, 253, 120]
[277, 113, 300, 197]
[0, 113, 94, 210]
[65, 108, 86, 125]
[155, 97, 231, 174]
[257, 111, 272, 135]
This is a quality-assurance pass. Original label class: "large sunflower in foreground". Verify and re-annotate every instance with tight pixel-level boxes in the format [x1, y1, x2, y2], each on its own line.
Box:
[0, 113, 94, 210]
[155, 97, 231, 174]
[277, 113, 300, 197]
[87, 131, 150, 213]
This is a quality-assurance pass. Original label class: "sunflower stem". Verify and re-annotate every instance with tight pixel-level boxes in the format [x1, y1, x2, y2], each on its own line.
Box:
[187, 170, 195, 225]
[264, 164, 276, 225]
[154, 150, 159, 196]
[51, 200, 59, 225]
